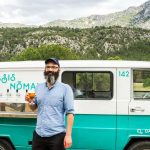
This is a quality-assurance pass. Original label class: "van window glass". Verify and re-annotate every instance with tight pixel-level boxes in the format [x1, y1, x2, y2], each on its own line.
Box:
[62, 71, 113, 100]
[133, 70, 150, 100]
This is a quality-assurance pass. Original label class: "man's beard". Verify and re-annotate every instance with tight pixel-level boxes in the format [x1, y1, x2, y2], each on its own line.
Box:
[44, 71, 59, 85]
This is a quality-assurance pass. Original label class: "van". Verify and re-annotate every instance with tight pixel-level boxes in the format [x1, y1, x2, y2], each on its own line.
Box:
[0, 60, 150, 150]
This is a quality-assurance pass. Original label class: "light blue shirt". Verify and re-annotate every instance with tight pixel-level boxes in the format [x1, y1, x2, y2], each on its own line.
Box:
[34, 81, 74, 137]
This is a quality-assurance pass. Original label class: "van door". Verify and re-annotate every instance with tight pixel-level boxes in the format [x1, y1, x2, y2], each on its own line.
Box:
[129, 69, 150, 140]
[61, 68, 116, 150]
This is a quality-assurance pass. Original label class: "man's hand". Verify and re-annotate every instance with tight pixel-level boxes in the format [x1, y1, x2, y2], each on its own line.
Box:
[64, 135, 72, 149]
[25, 93, 37, 111]
[25, 93, 32, 103]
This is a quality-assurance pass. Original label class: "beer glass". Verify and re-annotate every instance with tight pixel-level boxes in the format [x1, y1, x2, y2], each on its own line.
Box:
[28, 90, 36, 100]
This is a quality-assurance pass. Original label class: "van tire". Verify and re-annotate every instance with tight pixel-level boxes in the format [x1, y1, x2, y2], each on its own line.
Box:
[0, 139, 14, 150]
[127, 141, 150, 150]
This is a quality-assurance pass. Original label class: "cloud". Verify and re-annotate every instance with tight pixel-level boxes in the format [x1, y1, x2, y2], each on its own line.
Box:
[0, 0, 148, 25]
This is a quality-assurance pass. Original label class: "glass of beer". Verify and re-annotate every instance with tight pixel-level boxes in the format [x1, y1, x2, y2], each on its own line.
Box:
[28, 90, 36, 99]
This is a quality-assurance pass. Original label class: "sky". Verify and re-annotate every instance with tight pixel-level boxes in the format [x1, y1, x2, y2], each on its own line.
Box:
[0, 0, 148, 25]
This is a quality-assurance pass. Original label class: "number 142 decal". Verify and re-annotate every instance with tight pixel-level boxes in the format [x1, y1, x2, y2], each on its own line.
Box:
[118, 71, 129, 77]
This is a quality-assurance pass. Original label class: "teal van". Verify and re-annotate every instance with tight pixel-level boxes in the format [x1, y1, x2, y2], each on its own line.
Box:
[0, 60, 150, 150]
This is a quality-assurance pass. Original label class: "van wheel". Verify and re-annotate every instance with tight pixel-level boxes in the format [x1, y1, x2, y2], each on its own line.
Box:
[127, 141, 150, 150]
[0, 139, 13, 150]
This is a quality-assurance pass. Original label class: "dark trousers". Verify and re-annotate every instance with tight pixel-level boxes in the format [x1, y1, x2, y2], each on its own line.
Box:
[32, 131, 66, 150]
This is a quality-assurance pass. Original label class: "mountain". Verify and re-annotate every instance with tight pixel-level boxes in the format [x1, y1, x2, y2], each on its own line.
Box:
[0, 26, 149, 61]
[0, 0, 149, 29]
[0, 22, 36, 28]
[130, 0, 150, 28]
[44, 0, 150, 29]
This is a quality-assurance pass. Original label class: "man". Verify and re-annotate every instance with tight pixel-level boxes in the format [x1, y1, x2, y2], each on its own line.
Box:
[25, 58, 74, 150]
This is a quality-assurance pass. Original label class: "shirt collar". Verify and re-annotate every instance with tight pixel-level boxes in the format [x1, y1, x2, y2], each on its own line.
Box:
[45, 81, 58, 90]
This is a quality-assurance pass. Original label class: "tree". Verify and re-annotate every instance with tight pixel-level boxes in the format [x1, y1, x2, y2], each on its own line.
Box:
[11, 44, 80, 61]
[107, 56, 122, 60]
[0, 52, 12, 61]
[143, 78, 150, 87]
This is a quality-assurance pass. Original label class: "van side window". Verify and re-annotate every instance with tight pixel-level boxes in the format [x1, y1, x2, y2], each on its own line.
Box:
[133, 70, 150, 100]
[62, 71, 113, 100]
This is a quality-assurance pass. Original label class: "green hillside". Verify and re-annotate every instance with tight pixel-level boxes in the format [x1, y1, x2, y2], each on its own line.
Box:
[0, 26, 149, 61]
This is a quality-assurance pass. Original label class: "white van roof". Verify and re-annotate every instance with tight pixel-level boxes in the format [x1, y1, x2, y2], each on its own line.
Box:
[0, 60, 150, 69]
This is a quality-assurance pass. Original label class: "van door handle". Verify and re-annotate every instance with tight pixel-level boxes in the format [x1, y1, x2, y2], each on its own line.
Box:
[130, 107, 145, 112]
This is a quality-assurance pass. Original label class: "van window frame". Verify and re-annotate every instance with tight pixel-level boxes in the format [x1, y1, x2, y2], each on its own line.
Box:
[61, 71, 114, 100]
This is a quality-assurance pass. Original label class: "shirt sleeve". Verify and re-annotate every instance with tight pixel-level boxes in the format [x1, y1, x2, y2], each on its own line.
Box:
[64, 84, 75, 115]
